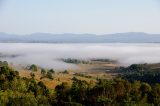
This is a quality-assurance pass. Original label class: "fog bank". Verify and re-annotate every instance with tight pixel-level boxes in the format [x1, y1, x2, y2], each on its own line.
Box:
[0, 43, 160, 69]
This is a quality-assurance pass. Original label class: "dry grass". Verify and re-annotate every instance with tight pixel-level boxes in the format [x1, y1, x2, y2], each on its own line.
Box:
[19, 70, 98, 89]
[18, 61, 117, 89]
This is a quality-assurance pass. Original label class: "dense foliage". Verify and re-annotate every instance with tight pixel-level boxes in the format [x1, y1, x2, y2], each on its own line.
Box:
[1, 61, 160, 105]
[118, 64, 160, 84]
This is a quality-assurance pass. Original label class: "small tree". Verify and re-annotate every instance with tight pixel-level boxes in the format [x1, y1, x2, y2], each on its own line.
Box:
[47, 72, 53, 80]
[3, 61, 8, 66]
[41, 69, 46, 76]
[63, 70, 69, 74]
[72, 77, 78, 81]
[49, 69, 55, 74]
[30, 64, 38, 72]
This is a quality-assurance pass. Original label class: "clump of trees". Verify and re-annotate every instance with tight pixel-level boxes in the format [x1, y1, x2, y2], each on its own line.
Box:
[62, 58, 89, 64]
[91, 58, 116, 63]
[41, 68, 55, 80]
[54, 78, 160, 106]
[117, 64, 160, 84]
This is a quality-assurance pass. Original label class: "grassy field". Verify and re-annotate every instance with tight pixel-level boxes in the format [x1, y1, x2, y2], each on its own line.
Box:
[13, 59, 160, 89]
[17, 59, 118, 89]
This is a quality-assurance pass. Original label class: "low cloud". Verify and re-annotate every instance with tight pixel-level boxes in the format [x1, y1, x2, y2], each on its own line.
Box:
[0, 43, 160, 69]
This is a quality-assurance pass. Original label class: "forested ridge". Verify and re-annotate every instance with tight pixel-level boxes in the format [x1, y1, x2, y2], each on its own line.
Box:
[0, 61, 160, 106]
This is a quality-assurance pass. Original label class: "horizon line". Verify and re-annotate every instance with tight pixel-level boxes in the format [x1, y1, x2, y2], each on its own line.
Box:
[0, 31, 160, 36]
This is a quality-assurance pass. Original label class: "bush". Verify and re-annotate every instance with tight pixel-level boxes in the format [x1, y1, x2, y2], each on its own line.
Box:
[47, 72, 53, 80]
[30, 64, 38, 72]
[49, 69, 55, 74]
[41, 69, 46, 76]
[62, 70, 69, 74]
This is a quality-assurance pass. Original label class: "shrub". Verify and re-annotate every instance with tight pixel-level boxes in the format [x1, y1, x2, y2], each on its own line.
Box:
[49, 69, 55, 74]
[30, 64, 38, 72]
[47, 72, 53, 80]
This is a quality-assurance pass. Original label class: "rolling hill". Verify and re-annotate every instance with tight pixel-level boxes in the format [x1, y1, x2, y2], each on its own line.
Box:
[0, 32, 160, 43]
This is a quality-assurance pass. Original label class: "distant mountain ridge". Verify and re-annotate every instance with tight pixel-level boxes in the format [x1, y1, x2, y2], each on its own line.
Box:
[0, 32, 160, 43]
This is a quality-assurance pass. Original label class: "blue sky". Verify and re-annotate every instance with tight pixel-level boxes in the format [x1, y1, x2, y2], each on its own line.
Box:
[0, 0, 160, 34]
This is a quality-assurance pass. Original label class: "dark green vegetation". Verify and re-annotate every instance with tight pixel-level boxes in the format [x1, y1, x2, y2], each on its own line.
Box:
[91, 59, 116, 63]
[62, 70, 69, 74]
[1, 61, 160, 105]
[62, 58, 116, 64]
[62, 58, 90, 64]
[29, 64, 38, 72]
[118, 63, 160, 84]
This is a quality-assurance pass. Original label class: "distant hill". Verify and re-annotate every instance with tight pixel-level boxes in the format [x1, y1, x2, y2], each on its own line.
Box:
[0, 32, 160, 43]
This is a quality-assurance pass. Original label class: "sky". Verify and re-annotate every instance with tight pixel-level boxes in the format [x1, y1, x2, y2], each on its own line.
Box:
[0, 0, 160, 34]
